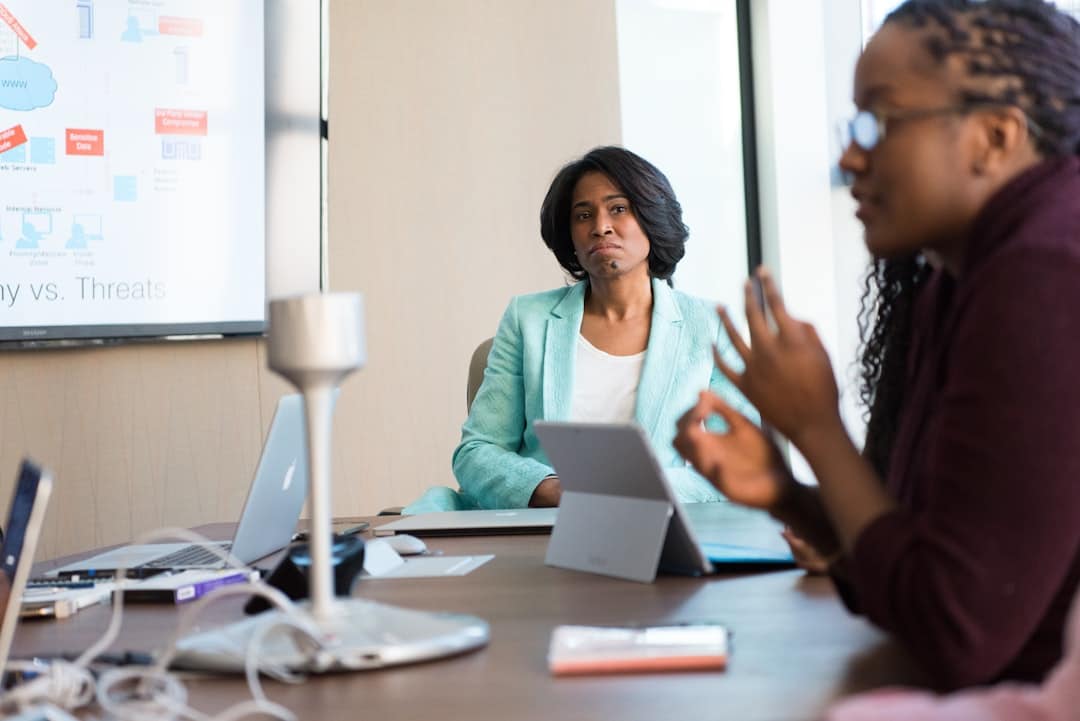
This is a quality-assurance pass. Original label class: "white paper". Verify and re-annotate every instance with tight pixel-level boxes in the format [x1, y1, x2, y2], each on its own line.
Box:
[363, 554, 494, 579]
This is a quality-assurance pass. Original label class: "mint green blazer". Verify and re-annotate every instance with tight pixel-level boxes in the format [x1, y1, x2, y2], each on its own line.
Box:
[404, 278, 757, 513]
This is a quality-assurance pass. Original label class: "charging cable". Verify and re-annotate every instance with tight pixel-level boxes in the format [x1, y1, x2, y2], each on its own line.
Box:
[2, 527, 332, 721]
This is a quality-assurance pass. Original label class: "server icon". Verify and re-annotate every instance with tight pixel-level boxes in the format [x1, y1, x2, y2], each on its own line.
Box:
[77, 0, 94, 39]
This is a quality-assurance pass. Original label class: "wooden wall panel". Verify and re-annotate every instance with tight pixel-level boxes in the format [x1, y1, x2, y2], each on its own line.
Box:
[0, 341, 277, 560]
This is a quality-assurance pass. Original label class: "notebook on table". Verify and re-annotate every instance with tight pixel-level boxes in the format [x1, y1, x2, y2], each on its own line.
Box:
[0, 460, 54, 679]
[374, 508, 558, 537]
[534, 421, 794, 583]
[53, 393, 309, 577]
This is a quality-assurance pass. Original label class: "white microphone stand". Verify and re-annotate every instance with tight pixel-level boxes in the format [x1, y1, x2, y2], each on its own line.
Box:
[268, 292, 364, 623]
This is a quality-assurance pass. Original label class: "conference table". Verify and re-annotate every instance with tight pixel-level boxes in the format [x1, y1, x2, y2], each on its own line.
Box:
[17, 504, 932, 721]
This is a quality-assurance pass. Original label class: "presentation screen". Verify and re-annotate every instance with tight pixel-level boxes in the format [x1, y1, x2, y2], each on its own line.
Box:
[0, 0, 265, 341]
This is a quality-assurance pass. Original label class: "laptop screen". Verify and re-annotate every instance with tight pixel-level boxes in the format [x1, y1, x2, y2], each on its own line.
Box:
[0, 460, 52, 678]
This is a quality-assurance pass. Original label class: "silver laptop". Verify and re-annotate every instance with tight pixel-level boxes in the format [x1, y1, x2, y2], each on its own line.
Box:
[54, 394, 308, 576]
[0, 460, 53, 679]
[535, 422, 793, 583]
[374, 508, 557, 537]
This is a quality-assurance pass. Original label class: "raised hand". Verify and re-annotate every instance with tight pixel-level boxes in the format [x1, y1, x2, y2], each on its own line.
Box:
[716, 268, 843, 448]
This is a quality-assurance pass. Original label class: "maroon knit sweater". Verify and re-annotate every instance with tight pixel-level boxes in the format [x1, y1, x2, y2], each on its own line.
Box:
[839, 156, 1080, 690]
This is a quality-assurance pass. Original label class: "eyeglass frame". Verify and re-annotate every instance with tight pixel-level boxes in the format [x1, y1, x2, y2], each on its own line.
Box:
[840, 102, 1044, 153]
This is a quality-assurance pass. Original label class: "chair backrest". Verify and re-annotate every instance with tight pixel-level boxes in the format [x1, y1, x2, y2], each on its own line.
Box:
[467, 337, 495, 412]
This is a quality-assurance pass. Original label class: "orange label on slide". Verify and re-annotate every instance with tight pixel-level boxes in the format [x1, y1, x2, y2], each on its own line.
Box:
[158, 16, 203, 36]
[0, 3, 37, 50]
[0, 124, 27, 154]
[155, 108, 208, 136]
[66, 129, 104, 156]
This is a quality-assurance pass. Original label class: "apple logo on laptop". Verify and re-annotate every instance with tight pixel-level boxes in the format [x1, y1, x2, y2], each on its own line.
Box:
[281, 459, 297, 491]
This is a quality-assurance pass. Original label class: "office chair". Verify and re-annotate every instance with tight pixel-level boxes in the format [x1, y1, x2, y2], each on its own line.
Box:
[466, 337, 494, 412]
[377, 337, 494, 516]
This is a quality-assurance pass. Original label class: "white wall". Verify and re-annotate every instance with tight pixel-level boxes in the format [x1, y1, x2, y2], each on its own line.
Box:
[326, 0, 623, 513]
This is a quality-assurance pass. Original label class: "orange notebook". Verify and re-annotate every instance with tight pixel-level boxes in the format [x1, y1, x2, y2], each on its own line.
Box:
[547, 623, 729, 676]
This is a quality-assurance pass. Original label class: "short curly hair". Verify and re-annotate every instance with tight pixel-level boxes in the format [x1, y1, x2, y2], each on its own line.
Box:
[539, 146, 688, 283]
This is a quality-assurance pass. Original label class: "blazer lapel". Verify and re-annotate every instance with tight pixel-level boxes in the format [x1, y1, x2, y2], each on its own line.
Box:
[543, 282, 586, 421]
[636, 278, 683, 439]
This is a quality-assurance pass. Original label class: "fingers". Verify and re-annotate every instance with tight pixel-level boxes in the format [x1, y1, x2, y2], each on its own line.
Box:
[695, 389, 745, 432]
[674, 397, 710, 468]
[675, 391, 715, 440]
[743, 277, 770, 345]
[716, 306, 750, 363]
[712, 343, 742, 389]
[674, 391, 738, 468]
[756, 267, 799, 338]
[780, 528, 829, 575]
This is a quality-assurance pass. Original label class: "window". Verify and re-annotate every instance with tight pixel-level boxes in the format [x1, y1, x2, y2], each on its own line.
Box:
[615, 0, 749, 311]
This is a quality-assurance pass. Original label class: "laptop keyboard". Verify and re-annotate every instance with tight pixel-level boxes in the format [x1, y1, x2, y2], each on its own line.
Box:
[142, 542, 231, 569]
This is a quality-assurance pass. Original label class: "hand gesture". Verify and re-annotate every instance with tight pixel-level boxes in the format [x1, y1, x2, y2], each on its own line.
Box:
[717, 268, 842, 448]
[674, 390, 795, 510]
[781, 526, 832, 575]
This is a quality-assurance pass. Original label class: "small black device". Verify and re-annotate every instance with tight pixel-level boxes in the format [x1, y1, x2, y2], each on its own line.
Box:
[244, 534, 365, 614]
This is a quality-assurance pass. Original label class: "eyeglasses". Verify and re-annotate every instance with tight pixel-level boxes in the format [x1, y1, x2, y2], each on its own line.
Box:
[839, 104, 1043, 152]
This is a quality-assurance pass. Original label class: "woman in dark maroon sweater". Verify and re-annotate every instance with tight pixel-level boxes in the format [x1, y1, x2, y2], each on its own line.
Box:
[674, 0, 1080, 690]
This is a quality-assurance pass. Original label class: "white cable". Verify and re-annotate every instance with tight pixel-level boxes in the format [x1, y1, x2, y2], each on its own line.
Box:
[0, 659, 95, 713]
[111, 582, 316, 721]
[5, 526, 320, 721]
[76, 526, 250, 669]
[94, 666, 191, 721]
[91, 527, 332, 721]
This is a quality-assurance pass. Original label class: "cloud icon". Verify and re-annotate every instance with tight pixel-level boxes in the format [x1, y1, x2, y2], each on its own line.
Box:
[0, 56, 58, 111]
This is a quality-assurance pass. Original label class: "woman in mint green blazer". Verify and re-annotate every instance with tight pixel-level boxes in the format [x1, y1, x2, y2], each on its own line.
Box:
[406, 147, 755, 513]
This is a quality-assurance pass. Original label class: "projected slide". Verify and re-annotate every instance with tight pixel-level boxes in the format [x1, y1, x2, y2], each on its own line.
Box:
[0, 0, 265, 339]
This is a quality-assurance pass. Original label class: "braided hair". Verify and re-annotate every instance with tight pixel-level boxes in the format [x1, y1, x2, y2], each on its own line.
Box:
[858, 0, 1080, 476]
[885, 0, 1080, 156]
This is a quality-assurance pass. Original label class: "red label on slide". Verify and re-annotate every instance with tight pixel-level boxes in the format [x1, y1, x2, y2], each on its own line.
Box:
[0, 3, 37, 50]
[159, 16, 203, 37]
[155, 108, 208, 136]
[66, 129, 104, 156]
[0, 124, 27, 154]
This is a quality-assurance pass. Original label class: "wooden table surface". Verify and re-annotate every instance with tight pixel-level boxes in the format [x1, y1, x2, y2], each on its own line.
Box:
[15, 504, 931, 721]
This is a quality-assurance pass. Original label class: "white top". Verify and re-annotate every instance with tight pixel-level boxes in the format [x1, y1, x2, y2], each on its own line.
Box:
[569, 334, 646, 423]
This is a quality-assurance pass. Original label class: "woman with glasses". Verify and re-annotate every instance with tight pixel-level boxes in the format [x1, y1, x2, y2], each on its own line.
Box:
[675, 0, 1080, 690]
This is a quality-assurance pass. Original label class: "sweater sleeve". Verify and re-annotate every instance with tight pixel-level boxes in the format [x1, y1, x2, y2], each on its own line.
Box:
[452, 298, 554, 508]
[847, 253, 1080, 688]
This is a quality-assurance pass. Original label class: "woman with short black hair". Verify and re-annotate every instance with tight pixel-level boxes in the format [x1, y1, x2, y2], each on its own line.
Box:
[540, 146, 690, 284]
[406, 146, 754, 513]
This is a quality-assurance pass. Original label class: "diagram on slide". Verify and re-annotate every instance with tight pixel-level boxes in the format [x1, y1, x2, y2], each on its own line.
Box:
[0, 0, 265, 333]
